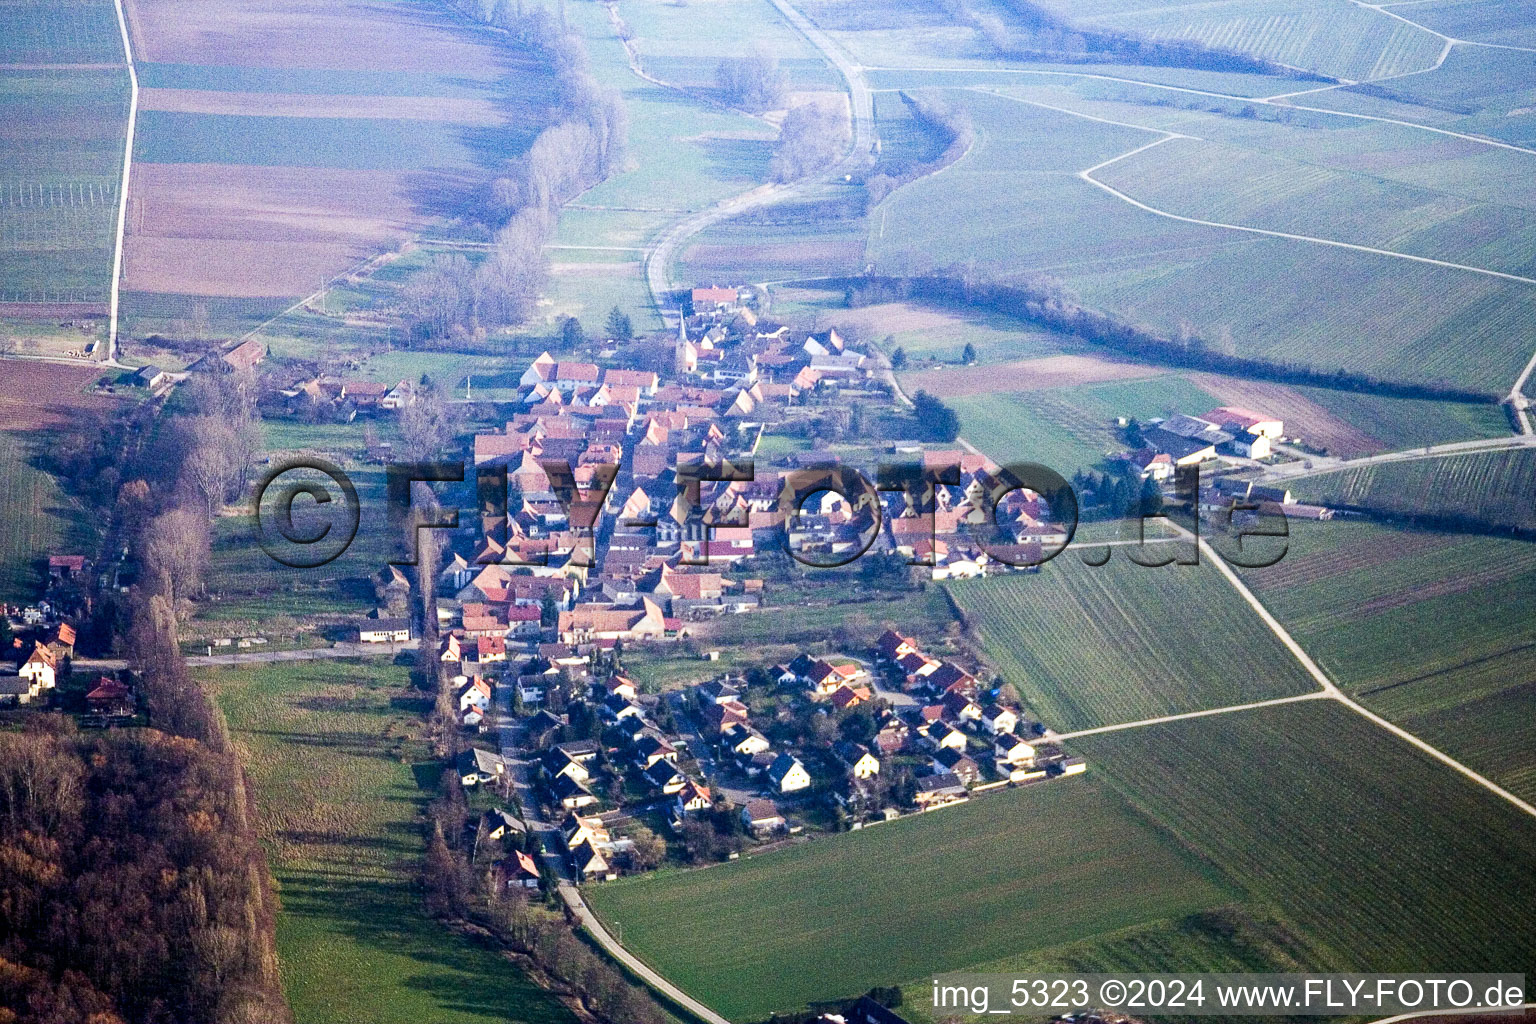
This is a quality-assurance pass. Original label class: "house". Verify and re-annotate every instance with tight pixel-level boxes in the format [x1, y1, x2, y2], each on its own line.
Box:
[603, 674, 638, 701]
[840, 995, 916, 1024]
[1054, 755, 1088, 777]
[563, 812, 610, 850]
[458, 678, 493, 713]
[556, 598, 665, 643]
[804, 658, 860, 697]
[697, 677, 741, 705]
[830, 684, 871, 711]
[1203, 406, 1283, 439]
[18, 644, 57, 691]
[741, 798, 786, 836]
[1123, 448, 1174, 483]
[633, 733, 674, 769]
[542, 749, 590, 784]
[995, 733, 1035, 767]
[675, 779, 713, 816]
[923, 662, 974, 695]
[918, 720, 967, 753]
[553, 773, 597, 809]
[555, 739, 602, 764]
[570, 839, 616, 881]
[699, 698, 750, 734]
[135, 364, 169, 389]
[381, 380, 416, 411]
[940, 690, 981, 723]
[47, 554, 86, 579]
[981, 704, 1018, 736]
[506, 850, 541, 889]
[482, 808, 526, 842]
[1141, 427, 1216, 466]
[932, 747, 981, 786]
[643, 759, 686, 795]
[691, 285, 739, 312]
[723, 722, 770, 757]
[0, 674, 38, 705]
[457, 748, 507, 787]
[85, 677, 134, 718]
[913, 772, 968, 810]
[833, 741, 880, 779]
[874, 629, 919, 662]
[767, 752, 811, 793]
[221, 338, 266, 372]
[358, 617, 412, 643]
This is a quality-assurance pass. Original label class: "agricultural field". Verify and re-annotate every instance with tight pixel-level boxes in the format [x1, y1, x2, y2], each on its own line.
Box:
[859, 78, 1536, 393]
[1239, 518, 1536, 802]
[1023, 0, 1445, 81]
[945, 555, 1319, 732]
[0, 62, 129, 318]
[587, 775, 1240, 1021]
[1074, 700, 1536, 974]
[204, 659, 576, 1024]
[1291, 446, 1536, 531]
[120, 0, 562, 332]
[0, 362, 115, 602]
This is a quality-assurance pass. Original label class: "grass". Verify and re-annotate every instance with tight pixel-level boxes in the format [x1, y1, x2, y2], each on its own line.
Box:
[689, 585, 958, 648]
[945, 556, 1319, 731]
[1292, 446, 1536, 531]
[0, 431, 97, 604]
[1294, 388, 1511, 451]
[1075, 699, 1536, 975]
[586, 775, 1239, 1021]
[204, 659, 576, 1024]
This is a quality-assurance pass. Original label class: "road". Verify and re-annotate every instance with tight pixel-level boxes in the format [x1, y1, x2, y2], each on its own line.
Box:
[558, 881, 733, 1024]
[105, 0, 138, 363]
[1256, 433, 1536, 483]
[641, 0, 874, 317]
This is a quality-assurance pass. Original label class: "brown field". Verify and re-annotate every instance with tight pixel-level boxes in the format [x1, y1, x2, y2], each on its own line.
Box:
[139, 89, 505, 124]
[0, 361, 111, 430]
[121, 0, 538, 302]
[812, 300, 975, 336]
[1189, 373, 1384, 456]
[123, 164, 422, 297]
[124, 0, 512, 75]
[902, 353, 1164, 397]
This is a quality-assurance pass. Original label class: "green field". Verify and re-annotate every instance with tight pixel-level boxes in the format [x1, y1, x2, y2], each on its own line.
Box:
[0, 0, 124, 65]
[946, 556, 1319, 731]
[1241, 519, 1536, 802]
[587, 775, 1240, 1021]
[1075, 700, 1536, 974]
[0, 430, 97, 603]
[1292, 446, 1536, 531]
[205, 659, 576, 1024]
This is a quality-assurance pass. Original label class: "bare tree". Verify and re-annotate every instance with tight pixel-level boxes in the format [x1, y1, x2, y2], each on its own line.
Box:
[142, 507, 210, 613]
[770, 101, 850, 182]
[716, 51, 786, 112]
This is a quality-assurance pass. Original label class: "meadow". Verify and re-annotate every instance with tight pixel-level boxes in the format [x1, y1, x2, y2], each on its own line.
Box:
[586, 775, 1239, 1021]
[1291, 446, 1536, 531]
[1074, 699, 1536, 974]
[0, 431, 97, 603]
[945, 556, 1319, 731]
[204, 658, 576, 1024]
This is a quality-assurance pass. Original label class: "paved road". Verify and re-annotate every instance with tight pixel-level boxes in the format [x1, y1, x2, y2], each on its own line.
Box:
[105, 0, 138, 363]
[642, 0, 874, 316]
[559, 881, 733, 1024]
[1257, 433, 1536, 483]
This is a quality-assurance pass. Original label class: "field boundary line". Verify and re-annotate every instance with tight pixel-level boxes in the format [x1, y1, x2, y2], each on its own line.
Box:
[1194, 533, 1536, 820]
[106, 0, 138, 363]
[1051, 691, 1331, 740]
[867, 65, 1536, 156]
[1077, 142, 1536, 286]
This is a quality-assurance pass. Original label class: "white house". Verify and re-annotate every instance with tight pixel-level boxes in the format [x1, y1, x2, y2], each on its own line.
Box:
[981, 704, 1018, 736]
[18, 645, 57, 690]
[995, 734, 1035, 767]
[359, 617, 412, 643]
[767, 752, 811, 793]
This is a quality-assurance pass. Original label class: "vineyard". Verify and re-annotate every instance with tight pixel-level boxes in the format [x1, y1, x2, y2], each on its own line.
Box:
[1292, 447, 1536, 532]
[946, 556, 1318, 731]
[1076, 701, 1536, 975]
[1239, 519, 1536, 803]
[1031, 0, 1445, 81]
[0, 0, 124, 65]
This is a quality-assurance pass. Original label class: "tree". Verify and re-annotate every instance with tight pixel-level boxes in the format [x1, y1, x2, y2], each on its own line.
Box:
[141, 507, 210, 612]
[769, 102, 850, 183]
[890, 346, 907, 370]
[628, 824, 665, 870]
[560, 316, 585, 350]
[911, 390, 960, 443]
[715, 51, 786, 112]
[604, 305, 633, 342]
[961, 342, 978, 365]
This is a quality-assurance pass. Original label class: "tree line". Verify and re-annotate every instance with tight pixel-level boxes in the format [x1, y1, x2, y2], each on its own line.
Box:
[865, 92, 975, 204]
[842, 275, 1499, 404]
[406, 0, 629, 343]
